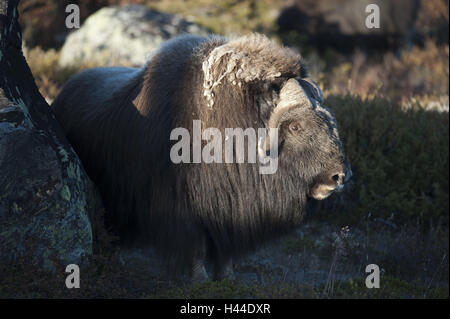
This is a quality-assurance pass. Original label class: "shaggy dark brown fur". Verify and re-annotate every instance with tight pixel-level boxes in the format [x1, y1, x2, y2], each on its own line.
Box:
[52, 34, 350, 280]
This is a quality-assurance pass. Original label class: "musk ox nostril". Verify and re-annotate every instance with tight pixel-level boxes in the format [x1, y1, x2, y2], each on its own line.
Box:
[332, 173, 345, 185]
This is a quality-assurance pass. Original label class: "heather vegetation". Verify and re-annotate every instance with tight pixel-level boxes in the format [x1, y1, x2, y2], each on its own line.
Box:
[2, 0, 447, 298]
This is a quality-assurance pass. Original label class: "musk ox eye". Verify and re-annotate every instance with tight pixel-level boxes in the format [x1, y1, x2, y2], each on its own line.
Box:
[289, 122, 300, 132]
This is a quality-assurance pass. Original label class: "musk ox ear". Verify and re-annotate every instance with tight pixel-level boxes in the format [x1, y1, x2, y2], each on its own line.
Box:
[202, 34, 304, 108]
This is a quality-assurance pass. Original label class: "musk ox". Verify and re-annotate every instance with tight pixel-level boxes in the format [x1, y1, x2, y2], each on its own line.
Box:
[52, 34, 351, 281]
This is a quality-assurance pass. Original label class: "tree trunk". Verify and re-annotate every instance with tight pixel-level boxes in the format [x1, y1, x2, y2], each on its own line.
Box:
[0, 0, 96, 269]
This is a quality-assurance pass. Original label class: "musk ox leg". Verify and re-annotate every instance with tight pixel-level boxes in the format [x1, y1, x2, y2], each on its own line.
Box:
[191, 238, 210, 283]
[192, 259, 209, 283]
[213, 258, 235, 281]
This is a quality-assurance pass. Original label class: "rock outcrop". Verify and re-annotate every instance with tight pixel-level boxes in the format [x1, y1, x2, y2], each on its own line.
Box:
[277, 0, 421, 53]
[59, 4, 210, 67]
[0, 0, 96, 270]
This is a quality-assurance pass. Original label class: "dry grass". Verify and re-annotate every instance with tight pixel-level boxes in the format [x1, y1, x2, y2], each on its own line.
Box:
[310, 39, 449, 109]
[23, 46, 76, 103]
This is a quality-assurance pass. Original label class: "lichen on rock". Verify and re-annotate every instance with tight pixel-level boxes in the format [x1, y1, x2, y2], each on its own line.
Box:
[0, 0, 99, 270]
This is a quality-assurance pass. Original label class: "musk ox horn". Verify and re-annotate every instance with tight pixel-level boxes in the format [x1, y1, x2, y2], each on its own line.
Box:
[202, 34, 302, 108]
[267, 78, 308, 129]
[258, 78, 324, 158]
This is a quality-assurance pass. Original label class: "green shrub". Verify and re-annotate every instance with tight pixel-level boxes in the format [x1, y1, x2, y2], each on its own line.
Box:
[316, 95, 449, 229]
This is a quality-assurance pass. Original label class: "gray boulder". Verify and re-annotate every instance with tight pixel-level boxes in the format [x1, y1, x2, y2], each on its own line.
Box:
[59, 5, 210, 67]
[277, 0, 421, 53]
[0, 0, 97, 270]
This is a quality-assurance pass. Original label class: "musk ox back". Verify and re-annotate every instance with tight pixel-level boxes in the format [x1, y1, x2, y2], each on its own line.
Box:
[52, 34, 351, 281]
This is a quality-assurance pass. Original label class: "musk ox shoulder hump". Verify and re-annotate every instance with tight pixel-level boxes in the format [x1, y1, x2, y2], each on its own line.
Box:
[145, 33, 308, 110]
